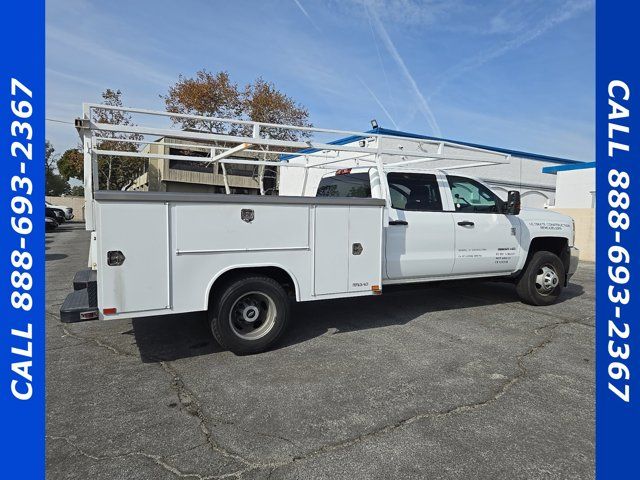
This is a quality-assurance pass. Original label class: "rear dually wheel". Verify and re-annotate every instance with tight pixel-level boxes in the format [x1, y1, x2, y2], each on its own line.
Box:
[210, 276, 290, 355]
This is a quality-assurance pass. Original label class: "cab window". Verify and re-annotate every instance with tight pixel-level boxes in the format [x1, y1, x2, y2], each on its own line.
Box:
[447, 176, 502, 213]
[316, 172, 371, 198]
[387, 172, 443, 211]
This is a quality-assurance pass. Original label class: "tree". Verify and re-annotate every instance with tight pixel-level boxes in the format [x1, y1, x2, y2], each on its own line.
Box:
[163, 71, 312, 194]
[45, 140, 55, 172]
[162, 71, 312, 140]
[57, 89, 146, 190]
[69, 185, 85, 196]
[92, 89, 145, 190]
[163, 71, 243, 134]
[242, 77, 311, 141]
[45, 140, 70, 196]
[58, 147, 83, 182]
[57, 148, 86, 197]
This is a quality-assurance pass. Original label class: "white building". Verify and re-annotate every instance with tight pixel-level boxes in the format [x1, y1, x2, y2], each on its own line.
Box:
[542, 162, 596, 208]
[279, 127, 588, 208]
[542, 161, 595, 261]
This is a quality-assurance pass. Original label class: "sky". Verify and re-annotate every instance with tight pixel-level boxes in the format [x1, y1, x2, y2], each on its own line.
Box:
[46, 0, 594, 162]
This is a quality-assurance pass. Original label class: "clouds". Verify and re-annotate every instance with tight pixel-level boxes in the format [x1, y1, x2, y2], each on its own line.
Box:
[292, 0, 323, 32]
[357, 76, 399, 128]
[45, 0, 594, 162]
[47, 26, 175, 88]
[365, 2, 441, 136]
[334, 0, 467, 27]
[428, 0, 594, 99]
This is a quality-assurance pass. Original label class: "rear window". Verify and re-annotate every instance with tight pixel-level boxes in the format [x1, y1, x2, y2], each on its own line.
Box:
[316, 172, 371, 198]
[387, 172, 443, 211]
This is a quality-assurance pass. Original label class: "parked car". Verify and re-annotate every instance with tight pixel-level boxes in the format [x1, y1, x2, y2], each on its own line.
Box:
[45, 201, 74, 220]
[45, 216, 58, 232]
[45, 207, 65, 225]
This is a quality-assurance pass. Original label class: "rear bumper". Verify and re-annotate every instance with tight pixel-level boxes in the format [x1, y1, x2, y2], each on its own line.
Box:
[60, 269, 98, 323]
[566, 246, 579, 283]
[60, 289, 98, 322]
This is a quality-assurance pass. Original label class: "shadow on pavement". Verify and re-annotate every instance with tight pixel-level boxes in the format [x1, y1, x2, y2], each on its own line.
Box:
[46, 253, 68, 261]
[131, 278, 584, 363]
[131, 312, 223, 363]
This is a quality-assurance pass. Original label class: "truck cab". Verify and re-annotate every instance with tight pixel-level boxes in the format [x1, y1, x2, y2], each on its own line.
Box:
[316, 167, 579, 301]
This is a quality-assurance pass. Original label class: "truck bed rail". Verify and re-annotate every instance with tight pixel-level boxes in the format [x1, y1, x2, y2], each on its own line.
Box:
[94, 191, 387, 206]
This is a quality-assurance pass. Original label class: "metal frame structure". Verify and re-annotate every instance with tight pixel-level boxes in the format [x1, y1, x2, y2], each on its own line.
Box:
[76, 103, 509, 230]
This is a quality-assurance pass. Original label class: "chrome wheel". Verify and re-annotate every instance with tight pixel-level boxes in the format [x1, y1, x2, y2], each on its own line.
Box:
[535, 264, 559, 295]
[229, 291, 277, 340]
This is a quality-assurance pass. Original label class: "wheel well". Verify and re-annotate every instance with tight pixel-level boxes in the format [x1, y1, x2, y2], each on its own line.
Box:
[207, 266, 297, 311]
[525, 236, 570, 275]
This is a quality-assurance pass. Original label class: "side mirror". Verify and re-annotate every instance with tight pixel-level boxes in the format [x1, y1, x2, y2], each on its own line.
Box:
[505, 190, 521, 215]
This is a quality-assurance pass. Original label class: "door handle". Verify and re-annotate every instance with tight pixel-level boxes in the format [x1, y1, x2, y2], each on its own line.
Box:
[389, 220, 408, 225]
[457, 221, 475, 227]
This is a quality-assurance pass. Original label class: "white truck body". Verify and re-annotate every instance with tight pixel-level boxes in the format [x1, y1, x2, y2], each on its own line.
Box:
[91, 167, 577, 321]
[93, 192, 385, 319]
[62, 104, 579, 353]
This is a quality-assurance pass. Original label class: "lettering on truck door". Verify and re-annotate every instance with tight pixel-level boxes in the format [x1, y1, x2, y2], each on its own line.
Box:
[446, 175, 521, 275]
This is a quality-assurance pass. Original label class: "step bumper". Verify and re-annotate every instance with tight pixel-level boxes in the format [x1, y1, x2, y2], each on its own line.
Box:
[61, 268, 99, 323]
[73, 268, 97, 291]
[60, 289, 99, 323]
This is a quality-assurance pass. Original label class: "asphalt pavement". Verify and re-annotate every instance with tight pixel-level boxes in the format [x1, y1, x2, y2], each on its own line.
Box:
[46, 223, 594, 480]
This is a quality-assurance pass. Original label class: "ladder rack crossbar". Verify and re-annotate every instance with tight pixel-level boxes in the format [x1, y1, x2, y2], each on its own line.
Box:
[77, 104, 513, 231]
[93, 149, 351, 169]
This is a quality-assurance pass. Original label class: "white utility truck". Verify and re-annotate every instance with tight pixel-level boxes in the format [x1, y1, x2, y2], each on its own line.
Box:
[60, 105, 579, 354]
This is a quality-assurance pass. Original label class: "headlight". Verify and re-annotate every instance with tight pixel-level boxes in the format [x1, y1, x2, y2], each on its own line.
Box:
[571, 219, 576, 246]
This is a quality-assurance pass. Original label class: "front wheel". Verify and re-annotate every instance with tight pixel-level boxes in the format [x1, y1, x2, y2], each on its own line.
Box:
[210, 276, 290, 355]
[516, 251, 565, 306]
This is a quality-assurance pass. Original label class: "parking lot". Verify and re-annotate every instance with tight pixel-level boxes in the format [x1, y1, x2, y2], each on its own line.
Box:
[46, 223, 594, 480]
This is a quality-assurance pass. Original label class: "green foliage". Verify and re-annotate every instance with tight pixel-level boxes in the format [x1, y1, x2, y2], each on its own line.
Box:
[92, 89, 146, 190]
[56, 90, 146, 190]
[46, 172, 71, 196]
[69, 185, 85, 196]
[45, 140, 71, 196]
[58, 147, 83, 182]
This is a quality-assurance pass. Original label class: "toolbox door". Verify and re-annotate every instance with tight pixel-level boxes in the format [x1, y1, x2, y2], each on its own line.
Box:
[313, 205, 383, 296]
[96, 202, 170, 314]
[348, 206, 383, 292]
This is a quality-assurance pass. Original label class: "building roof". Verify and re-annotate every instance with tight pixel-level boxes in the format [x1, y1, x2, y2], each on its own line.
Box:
[541, 161, 596, 174]
[281, 126, 586, 165]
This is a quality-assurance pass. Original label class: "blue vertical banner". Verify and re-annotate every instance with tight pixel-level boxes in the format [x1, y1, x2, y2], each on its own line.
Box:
[596, 1, 640, 477]
[0, 0, 45, 478]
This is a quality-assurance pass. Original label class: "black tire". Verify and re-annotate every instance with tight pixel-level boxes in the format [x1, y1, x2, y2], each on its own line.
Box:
[210, 276, 290, 355]
[516, 250, 565, 306]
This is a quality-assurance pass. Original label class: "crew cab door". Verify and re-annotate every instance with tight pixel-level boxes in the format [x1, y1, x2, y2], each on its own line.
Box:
[384, 172, 455, 279]
[446, 175, 521, 275]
